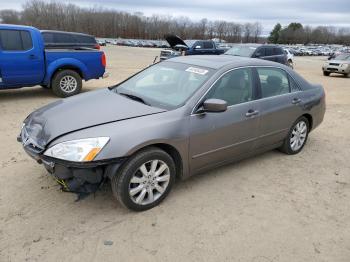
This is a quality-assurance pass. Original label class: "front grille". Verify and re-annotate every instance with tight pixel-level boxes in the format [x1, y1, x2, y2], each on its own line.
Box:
[21, 126, 44, 153]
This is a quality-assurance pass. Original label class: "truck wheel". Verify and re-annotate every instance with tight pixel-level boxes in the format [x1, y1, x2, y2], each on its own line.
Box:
[323, 71, 330, 76]
[51, 70, 82, 98]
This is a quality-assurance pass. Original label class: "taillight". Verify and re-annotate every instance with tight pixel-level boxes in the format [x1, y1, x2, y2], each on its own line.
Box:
[95, 44, 100, 50]
[101, 52, 106, 67]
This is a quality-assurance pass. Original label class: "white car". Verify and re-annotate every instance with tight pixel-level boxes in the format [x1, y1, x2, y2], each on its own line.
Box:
[284, 49, 294, 68]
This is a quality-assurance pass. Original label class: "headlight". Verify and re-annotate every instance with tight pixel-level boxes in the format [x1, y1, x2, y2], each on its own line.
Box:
[341, 63, 349, 68]
[44, 137, 110, 162]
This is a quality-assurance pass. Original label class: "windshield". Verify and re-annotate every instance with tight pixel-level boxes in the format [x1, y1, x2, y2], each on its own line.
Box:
[113, 62, 214, 110]
[334, 54, 350, 61]
[225, 45, 257, 57]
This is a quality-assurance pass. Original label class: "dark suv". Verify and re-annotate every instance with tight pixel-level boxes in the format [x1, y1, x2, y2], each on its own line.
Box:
[225, 44, 288, 66]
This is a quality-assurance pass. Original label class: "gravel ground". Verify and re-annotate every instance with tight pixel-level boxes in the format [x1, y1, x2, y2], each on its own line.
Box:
[0, 46, 349, 262]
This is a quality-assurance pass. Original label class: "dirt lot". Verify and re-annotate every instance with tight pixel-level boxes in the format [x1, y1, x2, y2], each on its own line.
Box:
[0, 46, 349, 262]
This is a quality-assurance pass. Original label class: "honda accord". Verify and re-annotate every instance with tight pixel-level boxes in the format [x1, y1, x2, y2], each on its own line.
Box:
[18, 55, 326, 211]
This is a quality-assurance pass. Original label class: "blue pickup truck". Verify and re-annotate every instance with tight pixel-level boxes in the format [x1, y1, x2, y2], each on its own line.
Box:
[160, 34, 225, 61]
[0, 24, 107, 97]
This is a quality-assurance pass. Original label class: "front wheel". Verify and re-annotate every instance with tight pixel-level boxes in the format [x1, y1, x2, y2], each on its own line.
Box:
[111, 147, 176, 211]
[323, 71, 330, 76]
[51, 70, 82, 98]
[279, 117, 309, 155]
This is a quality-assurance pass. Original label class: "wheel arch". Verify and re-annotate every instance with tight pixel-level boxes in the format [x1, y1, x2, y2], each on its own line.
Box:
[302, 113, 313, 130]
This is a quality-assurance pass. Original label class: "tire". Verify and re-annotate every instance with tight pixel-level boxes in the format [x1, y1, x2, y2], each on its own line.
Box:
[279, 116, 309, 155]
[51, 70, 82, 98]
[111, 147, 176, 211]
[323, 71, 330, 76]
[288, 59, 294, 69]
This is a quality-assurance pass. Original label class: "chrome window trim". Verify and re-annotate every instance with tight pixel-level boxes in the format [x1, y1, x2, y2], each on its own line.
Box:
[191, 65, 301, 115]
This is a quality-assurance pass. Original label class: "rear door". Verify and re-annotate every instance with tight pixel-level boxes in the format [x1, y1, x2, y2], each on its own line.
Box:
[261, 47, 276, 62]
[202, 41, 216, 55]
[0, 29, 44, 87]
[189, 67, 260, 172]
[273, 47, 287, 64]
[254, 67, 302, 149]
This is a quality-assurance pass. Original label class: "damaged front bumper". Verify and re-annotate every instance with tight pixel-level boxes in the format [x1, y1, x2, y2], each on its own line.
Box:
[17, 134, 125, 196]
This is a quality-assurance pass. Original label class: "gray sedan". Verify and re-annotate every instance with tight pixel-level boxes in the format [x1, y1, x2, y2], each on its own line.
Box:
[18, 55, 326, 211]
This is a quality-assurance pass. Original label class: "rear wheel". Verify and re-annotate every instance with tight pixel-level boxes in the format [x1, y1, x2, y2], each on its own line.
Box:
[51, 70, 82, 98]
[111, 147, 176, 211]
[279, 117, 309, 155]
[323, 71, 330, 76]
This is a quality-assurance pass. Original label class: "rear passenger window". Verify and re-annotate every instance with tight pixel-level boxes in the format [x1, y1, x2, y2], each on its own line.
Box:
[265, 47, 273, 56]
[289, 76, 301, 92]
[273, 48, 284, 55]
[0, 30, 33, 51]
[207, 68, 254, 106]
[203, 41, 214, 49]
[257, 68, 290, 98]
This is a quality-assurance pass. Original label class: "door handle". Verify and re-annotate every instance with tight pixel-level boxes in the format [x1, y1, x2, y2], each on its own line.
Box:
[292, 98, 301, 104]
[29, 54, 37, 60]
[245, 110, 259, 117]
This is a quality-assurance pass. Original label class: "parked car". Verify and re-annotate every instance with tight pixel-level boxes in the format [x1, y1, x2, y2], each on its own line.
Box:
[41, 30, 100, 50]
[0, 24, 107, 97]
[322, 53, 350, 77]
[97, 39, 107, 46]
[160, 35, 225, 61]
[18, 55, 325, 211]
[284, 48, 295, 68]
[225, 44, 288, 66]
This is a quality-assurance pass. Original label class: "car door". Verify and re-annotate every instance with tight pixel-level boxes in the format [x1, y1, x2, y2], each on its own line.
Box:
[261, 47, 276, 62]
[0, 29, 44, 87]
[254, 67, 303, 149]
[192, 41, 205, 55]
[189, 67, 260, 172]
[202, 41, 216, 55]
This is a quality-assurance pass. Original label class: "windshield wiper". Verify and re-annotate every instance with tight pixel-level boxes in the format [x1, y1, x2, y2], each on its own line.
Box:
[118, 92, 150, 106]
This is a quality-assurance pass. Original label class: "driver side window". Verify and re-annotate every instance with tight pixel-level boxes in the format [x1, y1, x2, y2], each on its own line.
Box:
[207, 68, 254, 106]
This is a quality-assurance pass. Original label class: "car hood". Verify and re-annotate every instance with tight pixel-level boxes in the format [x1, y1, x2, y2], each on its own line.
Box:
[164, 34, 188, 48]
[328, 60, 349, 64]
[23, 88, 166, 149]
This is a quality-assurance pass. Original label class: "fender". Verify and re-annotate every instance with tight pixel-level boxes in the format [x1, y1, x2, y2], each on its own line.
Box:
[44, 58, 89, 85]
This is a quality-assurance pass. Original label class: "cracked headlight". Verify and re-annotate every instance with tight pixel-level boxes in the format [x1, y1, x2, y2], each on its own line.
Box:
[44, 137, 110, 162]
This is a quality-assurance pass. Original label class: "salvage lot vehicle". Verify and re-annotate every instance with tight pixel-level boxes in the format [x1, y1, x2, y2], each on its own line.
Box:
[225, 44, 288, 66]
[160, 34, 225, 61]
[41, 30, 100, 50]
[0, 24, 107, 97]
[18, 55, 325, 211]
[322, 53, 350, 77]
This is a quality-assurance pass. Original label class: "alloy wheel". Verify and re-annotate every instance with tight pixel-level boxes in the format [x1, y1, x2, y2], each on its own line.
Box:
[129, 160, 170, 205]
[290, 120, 307, 151]
[59, 76, 78, 93]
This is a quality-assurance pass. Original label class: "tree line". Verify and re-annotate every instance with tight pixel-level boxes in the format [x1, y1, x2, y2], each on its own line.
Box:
[268, 22, 350, 45]
[0, 0, 263, 43]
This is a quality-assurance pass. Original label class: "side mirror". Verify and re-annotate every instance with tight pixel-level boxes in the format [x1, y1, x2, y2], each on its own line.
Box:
[201, 99, 228, 113]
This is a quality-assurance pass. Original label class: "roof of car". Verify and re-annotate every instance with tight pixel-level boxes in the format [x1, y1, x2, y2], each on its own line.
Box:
[168, 55, 283, 70]
[40, 30, 95, 38]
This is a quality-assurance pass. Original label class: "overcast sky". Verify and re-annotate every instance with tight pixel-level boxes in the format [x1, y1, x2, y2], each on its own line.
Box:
[1, 0, 350, 34]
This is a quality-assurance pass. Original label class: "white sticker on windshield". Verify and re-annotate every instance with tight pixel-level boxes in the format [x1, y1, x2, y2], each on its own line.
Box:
[249, 47, 257, 50]
[186, 67, 208, 75]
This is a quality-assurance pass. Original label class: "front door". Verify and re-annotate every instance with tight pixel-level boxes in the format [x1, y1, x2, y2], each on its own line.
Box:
[189, 67, 260, 172]
[0, 29, 44, 87]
